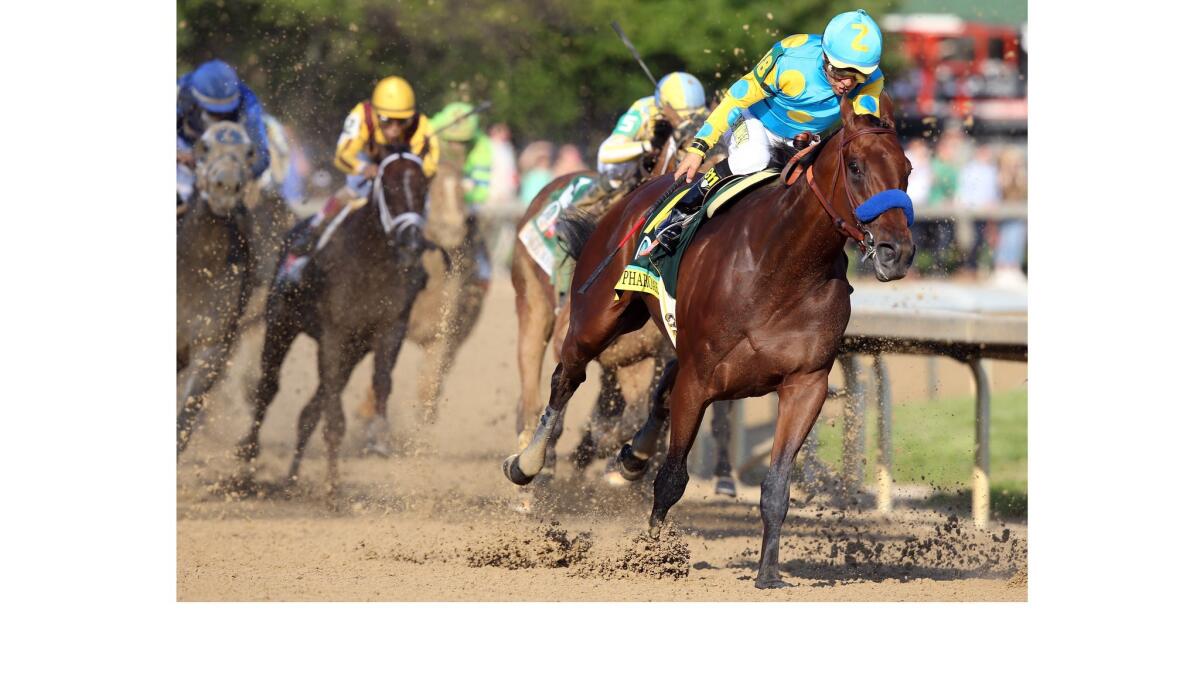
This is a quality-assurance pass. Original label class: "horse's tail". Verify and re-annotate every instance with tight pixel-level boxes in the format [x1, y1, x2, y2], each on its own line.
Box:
[556, 208, 598, 261]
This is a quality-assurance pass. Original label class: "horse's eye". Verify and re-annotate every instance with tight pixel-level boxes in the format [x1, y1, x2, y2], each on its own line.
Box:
[848, 160, 863, 176]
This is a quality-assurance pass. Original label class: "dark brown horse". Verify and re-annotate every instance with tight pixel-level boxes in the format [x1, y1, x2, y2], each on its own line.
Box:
[236, 151, 429, 497]
[503, 95, 914, 588]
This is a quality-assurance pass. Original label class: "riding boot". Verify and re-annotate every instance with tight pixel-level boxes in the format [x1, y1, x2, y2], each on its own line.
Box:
[654, 160, 731, 253]
[276, 192, 348, 285]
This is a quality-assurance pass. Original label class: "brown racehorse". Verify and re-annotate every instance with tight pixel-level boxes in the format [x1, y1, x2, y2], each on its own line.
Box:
[511, 111, 727, 477]
[236, 151, 429, 498]
[503, 95, 914, 588]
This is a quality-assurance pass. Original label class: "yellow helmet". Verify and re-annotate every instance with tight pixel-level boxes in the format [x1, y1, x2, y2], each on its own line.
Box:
[371, 76, 416, 119]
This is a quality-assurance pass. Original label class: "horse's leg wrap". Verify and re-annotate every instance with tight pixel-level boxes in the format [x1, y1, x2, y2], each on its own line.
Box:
[503, 362, 582, 485]
[503, 404, 562, 485]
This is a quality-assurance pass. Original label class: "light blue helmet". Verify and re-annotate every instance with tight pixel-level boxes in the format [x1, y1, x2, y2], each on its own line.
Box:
[655, 72, 706, 112]
[191, 60, 242, 114]
[822, 9, 883, 74]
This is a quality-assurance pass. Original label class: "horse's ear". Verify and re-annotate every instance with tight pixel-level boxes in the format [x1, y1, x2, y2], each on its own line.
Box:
[878, 92, 896, 129]
[839, 92, 860, 132]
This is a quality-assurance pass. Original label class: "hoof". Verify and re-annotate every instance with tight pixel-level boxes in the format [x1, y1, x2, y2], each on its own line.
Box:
[363, 438, 391, 457]
[714, 476, 737, 498]
[603, 469, 628, 487]
[647, 520, 662, 540]
[235, 438, 259, 462]
[754, 576, 793, 590]
[502, 454, 535, 486]
[616, 444, 649, 482]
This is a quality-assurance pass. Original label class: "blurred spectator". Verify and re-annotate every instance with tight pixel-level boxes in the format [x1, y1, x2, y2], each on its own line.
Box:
[553, 144, 587, 176]
[280, 123, 312, 209]
[518, 140, 555, 207]
[956, 143, 1000, 272]
[991, 146, 1027, 288]
[929, 129, 963, 205]
[911, 131, 963, 276]
[486, 123, 518, 205]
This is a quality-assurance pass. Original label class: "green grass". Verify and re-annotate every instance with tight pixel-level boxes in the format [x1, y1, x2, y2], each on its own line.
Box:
[811, 388, 1027, 518]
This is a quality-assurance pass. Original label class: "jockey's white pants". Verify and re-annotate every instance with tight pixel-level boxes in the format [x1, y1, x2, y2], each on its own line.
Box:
[177, 137, 195, 203]
[597, 158, 638, 178]
[723, 111, 790, 175]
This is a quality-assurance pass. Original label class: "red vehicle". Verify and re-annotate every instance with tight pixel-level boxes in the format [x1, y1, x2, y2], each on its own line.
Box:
[883, 14, 1026, 127]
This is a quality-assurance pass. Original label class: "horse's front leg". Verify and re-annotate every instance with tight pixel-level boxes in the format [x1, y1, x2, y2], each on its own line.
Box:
[317, 337, 365, 507]
[177, 338, 233, 456]
[363, 323, 409, 457]
[756, 369, 831, 589]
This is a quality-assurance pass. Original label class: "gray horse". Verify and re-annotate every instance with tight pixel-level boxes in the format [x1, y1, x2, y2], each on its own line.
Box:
[177, 122, 258, 454]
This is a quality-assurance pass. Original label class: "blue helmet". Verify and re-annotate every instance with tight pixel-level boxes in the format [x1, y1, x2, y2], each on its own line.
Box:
[655, 72, 706, 112]
[822, 9, 883, 74]
[190, 60, 242, 114]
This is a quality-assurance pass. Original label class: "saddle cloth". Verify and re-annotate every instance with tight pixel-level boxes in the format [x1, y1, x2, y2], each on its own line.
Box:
[613, 168, 780, 347]
[517, 175, 597, 277]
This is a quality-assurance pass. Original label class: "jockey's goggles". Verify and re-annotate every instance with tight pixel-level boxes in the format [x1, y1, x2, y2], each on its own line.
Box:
[378, 114, 413, 127]
[825, 60, 869, 84]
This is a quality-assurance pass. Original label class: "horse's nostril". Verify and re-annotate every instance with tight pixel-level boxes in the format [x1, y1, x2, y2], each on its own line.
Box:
[875, 243, 897, 263]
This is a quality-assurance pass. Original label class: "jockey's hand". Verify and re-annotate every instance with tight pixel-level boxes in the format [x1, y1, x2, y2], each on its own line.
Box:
[651, 119, 673, 150]
[177, 150, 195, 167]
[361, 163, 380, 179]
[674, 152, 703, 183]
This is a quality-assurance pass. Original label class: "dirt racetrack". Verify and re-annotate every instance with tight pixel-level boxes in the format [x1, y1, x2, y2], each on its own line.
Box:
[177, 270, 1027, 602]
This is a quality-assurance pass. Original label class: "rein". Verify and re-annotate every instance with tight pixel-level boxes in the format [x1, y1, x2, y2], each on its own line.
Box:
[373, 152, 427, 237]
[803, 125, 898, 260]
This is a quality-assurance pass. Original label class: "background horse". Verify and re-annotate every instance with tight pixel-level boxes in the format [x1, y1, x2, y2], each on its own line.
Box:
[504, 95, 915, 588]
[236, 151, 430, 498]
[352, 138, 491, 442]
[177, 122, 258, 455]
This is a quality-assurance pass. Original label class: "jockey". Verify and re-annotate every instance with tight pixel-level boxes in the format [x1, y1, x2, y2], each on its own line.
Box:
[177, 60, 271, 210]
[278, 76, 440, 282]
[596, 71, 706, 179]
[430, 102, 492, 211]
[655, 9, 887, 250]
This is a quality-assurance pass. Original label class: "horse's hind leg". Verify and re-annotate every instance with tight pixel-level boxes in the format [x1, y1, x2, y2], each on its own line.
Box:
[235, 295, 301, 462]
[512, 250, 554, 450]
[755, 370, 830, 589]
[502, 297, 648, 485]
[711, 401, 737, 497]
[616, 358, 678, 481]
[571, 364, 626, 468]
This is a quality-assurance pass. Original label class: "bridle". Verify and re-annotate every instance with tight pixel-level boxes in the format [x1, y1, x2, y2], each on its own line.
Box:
[372, 151, 427, 238]
[804, 125, 899, 261]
